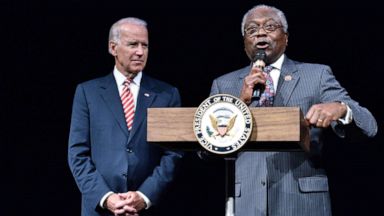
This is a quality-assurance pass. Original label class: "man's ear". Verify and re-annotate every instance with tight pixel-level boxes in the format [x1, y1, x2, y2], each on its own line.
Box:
[109, 40, 118, 56]
[285, 32, 289, 46]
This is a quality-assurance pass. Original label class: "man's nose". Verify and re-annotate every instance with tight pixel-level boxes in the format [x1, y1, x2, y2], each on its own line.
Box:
[256, 27, 268, 36]
[135, 45, 145, 55]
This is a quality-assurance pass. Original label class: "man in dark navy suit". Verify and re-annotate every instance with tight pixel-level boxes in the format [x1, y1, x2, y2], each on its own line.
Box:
[68, 17, 183, 216]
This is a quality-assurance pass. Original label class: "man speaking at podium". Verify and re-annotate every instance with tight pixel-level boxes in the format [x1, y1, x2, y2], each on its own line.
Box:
[209, 4, 377, 216]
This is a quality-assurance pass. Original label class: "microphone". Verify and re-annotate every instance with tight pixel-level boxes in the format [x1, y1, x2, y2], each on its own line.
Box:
[252, 50, 267, 99]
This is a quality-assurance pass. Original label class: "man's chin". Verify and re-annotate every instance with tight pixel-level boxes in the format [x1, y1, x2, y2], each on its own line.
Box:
[129, 67, 144, 74]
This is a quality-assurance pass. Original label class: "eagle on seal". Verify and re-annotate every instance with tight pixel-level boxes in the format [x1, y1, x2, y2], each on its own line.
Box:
[209, 114, 237, 137]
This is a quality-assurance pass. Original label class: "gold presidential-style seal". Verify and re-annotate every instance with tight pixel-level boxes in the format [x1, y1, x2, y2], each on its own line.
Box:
[193, 94, 253, 154]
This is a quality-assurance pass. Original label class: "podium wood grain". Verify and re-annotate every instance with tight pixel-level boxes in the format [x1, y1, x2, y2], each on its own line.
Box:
[147, 107, 310, 152]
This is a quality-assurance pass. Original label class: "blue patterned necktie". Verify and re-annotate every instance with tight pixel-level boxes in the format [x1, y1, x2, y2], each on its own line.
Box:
[258, 65, 275, 107]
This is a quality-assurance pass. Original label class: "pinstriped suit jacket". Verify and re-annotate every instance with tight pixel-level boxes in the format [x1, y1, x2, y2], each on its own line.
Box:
[210, 57, 377, 216]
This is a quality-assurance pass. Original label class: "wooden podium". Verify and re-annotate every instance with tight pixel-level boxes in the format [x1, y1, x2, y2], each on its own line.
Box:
[148, 107, 310, 152]
[147, 107, 310, 216]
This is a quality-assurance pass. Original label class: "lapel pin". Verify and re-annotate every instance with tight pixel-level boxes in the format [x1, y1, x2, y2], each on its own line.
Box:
[284, 75, 292, 81]
[144, 93, 150, 97]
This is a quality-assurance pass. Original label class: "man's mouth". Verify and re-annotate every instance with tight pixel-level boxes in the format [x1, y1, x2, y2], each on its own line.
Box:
[256, 41, 269, 49]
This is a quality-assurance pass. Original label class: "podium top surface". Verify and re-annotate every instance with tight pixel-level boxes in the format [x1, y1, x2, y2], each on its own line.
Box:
[147, 107, 309, 152]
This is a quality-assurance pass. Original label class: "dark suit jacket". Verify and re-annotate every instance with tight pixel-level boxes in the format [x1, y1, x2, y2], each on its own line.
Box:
[68, 73, 183, 216]
[210, 56, 377, 216]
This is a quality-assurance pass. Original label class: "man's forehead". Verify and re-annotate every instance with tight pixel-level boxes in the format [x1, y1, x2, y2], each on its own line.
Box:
[247, 9, 278, 21]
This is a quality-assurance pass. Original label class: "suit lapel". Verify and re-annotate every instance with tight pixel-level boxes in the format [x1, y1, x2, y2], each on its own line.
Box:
[99, 73, 129, 137]
[128, 74, 156, 143]
[274, 58, 300, 106]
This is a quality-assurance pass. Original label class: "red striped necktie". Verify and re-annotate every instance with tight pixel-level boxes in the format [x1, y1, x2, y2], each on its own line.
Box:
[121, 78, 135, 130]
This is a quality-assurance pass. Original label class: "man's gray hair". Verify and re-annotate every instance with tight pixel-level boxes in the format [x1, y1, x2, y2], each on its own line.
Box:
[108, 17, 147, 54]
[241, 5, 288, 36]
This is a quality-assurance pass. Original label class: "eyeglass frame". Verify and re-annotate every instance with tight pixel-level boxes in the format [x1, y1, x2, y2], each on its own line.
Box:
[244, 20, 283, 37]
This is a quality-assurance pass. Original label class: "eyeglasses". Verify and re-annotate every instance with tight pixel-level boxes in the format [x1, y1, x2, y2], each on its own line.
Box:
[244, 22, 282, 37]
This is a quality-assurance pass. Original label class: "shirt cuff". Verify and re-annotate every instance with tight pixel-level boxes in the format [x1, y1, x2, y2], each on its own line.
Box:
[100, 191, 114, 209]
[338, 102, 353, 124]
[136, 191, 151, 209]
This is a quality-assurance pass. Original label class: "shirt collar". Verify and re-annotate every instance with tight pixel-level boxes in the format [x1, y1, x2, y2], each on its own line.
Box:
[113, 66, 142, 87]
[269, 54, 285, 70]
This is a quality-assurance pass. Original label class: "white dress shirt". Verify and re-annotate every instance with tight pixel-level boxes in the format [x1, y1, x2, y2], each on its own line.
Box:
[114, 67, 141, 109]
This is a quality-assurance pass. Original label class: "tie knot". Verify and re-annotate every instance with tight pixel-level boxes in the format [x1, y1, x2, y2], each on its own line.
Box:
[124, 78, 133, 87]
[264, 65, 274, 74]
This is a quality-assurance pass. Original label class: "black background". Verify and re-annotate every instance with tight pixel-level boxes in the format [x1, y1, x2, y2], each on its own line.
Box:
[2, 0, 383, 215]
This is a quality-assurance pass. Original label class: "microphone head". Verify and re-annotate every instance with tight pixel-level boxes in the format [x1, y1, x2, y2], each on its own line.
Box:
[254, 50, 267, 61]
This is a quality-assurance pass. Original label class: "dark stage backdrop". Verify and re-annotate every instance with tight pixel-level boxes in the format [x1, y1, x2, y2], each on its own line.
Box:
[3, 0, 383, 215]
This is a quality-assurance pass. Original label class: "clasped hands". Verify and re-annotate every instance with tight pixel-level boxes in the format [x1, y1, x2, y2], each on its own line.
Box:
[105, 191, 146, 216]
